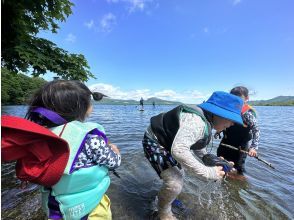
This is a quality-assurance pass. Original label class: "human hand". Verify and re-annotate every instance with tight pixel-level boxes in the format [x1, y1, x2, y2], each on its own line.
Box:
[215, 166, 226, 178]
[109, 143, 120, 154]
[219, 156, 235, 167]
[248, 148, 257, 157]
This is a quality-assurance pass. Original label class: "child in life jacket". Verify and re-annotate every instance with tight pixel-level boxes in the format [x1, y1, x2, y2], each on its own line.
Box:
[142, 91, 243, 220]
[25, 80, 121, 219]
[217, 86, 260, 174]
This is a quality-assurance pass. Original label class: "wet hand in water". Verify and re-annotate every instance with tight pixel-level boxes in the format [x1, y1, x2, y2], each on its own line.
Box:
[109, 143, 120, 154]
[215, 166, 226, 178]
[248, 148, 257, 157]
[219, 157, 235, 166]
[215, 157, 235, 178]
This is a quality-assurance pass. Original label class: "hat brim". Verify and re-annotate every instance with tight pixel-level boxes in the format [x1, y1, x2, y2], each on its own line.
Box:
[198, 102, 243, 125]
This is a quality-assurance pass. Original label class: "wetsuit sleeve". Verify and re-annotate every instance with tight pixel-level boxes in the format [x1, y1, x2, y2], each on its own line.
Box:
[243, 110, 260, 150]
[75, 134, 121, 170]
[171, 113, 220, 181]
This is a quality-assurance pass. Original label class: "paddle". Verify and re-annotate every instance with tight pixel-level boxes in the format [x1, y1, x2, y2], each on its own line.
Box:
[220, 143, 275, 169]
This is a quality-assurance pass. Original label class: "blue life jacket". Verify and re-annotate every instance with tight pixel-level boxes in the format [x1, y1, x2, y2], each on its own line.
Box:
[41, 121, 110, 220]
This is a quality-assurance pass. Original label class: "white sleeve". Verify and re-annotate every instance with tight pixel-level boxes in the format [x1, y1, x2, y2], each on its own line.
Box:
[192, 148, 208, 159]
[171, 113, 220, 180]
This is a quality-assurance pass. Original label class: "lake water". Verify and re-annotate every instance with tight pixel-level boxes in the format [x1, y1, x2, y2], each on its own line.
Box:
[1, 105, 294, 220]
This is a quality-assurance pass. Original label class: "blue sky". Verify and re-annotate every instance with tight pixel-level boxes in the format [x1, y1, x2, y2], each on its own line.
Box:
[40, 0, 294, 103]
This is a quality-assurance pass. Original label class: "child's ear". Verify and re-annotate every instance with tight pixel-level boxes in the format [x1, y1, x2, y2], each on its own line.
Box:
[92, 92, 108, 101]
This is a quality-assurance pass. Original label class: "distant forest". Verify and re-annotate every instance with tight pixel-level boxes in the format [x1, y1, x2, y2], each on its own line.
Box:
[1, 68, 46, 105]
[248, 96, 294, 106]
[1, 71, 294, 106]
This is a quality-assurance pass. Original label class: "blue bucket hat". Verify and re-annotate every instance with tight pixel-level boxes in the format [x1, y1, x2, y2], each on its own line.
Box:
[198, 91, 244, 125]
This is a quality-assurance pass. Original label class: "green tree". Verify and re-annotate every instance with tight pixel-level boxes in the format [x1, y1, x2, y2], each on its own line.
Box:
[1, 0, 95, 81]
[1, 68, 47, 105]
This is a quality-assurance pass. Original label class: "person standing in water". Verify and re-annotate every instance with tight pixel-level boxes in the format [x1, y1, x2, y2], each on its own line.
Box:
[217, 86, 260, 174]
[140, 97, 144, 110]
[142, 91, 243, 220]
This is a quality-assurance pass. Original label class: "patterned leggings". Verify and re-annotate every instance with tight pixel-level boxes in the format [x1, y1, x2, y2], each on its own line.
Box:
[142, 133, 180, 176]
[142, 133, 184, 217]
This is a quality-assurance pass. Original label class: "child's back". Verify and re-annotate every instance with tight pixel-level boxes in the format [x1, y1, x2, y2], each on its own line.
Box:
[3, 80, 121, 220]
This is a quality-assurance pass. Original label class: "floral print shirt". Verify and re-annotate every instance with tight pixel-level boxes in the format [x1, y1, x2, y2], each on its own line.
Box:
[73, 133, 121, 171]
[243, 110, 260, 149]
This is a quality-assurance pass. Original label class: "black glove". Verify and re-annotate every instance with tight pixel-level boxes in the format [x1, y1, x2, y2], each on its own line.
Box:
[202, 154, 233, 173]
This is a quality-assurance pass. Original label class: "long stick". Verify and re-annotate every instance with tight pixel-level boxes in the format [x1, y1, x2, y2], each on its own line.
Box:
[220, 143, 275, 169]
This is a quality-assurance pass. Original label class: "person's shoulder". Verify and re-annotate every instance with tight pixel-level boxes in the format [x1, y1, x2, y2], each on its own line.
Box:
[69, 121, 105, 133]
[247, 105, 257, 113]
[245, 109, 257, 118]
[181, 112, 206, 126]
[85, 122, 105, 133]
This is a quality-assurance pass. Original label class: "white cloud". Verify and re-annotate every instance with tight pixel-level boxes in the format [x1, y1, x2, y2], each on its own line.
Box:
[65, 33, 76, 43]
[128, 89, 152, 100]
[84, 19, 94, 29]
[100, 13, 117, 32]
[106, 0, 157, 14]
[127, 0, 145, 13]
[89, 83, 124, 98]
[100, 0, 158, 33]
[233, 0, 242, 6]
[154, 90, 177, 98]
[88, 83, 208, 104]
[154, 89, 207, 103]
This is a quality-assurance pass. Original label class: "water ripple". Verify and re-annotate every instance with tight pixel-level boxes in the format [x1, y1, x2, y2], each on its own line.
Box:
[1, 105, 294, 219]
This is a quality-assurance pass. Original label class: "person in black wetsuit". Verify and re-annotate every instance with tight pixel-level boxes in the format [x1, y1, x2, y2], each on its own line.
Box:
[217, 86, 260, 174]
[139, 97, 144, 110]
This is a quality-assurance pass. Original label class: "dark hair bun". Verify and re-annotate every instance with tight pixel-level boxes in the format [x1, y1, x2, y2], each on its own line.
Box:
[92, 92, 108, 101]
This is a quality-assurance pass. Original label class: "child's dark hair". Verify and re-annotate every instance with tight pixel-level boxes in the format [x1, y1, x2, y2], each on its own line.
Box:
[230, 86, 249, 98]
[26, 80, 106, 127]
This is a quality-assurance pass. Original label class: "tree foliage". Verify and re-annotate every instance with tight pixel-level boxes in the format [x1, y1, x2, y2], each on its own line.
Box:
[1, 0, 95, 81]
[1, 68, 47, 105]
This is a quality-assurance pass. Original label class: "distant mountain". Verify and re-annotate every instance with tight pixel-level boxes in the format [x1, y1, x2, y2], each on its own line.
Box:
[145, 97, 182, 105]
[249, 96, 294, 106]
[94, 96, 294, 106]
[94, 97, 182, 105]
